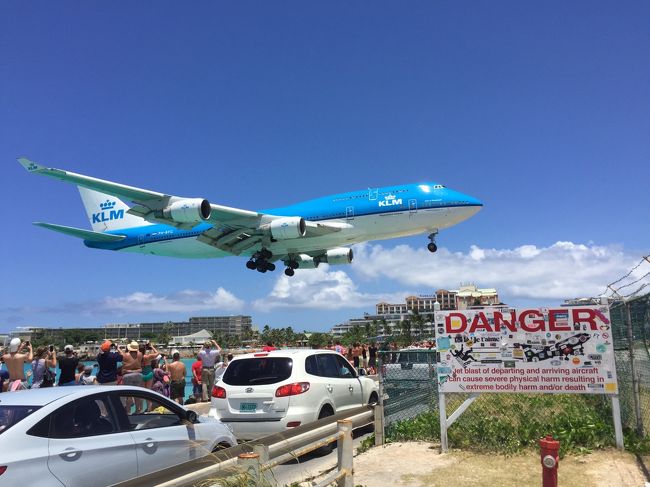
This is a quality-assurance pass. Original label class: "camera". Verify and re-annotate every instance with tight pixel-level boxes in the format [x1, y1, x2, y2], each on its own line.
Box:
[49, 345, 54, 352]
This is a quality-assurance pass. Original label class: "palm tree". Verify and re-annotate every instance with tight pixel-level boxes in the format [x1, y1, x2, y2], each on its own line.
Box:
[381, 318, 390, 338]
[411, 311, 425, 340]
[400, 319, 412, 346]
[260, 325, 272, 345]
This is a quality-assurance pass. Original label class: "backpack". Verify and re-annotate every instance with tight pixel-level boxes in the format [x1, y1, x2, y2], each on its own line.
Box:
[42, 367, 56, 387]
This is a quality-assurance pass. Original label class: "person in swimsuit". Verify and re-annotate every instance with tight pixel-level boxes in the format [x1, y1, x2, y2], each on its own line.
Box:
[31, 346, 56, 388]
[167, 350, 187, 405]
[122, 341, 144, 412]
[2, 339, 32, 391]
[140, 342, 159, 390]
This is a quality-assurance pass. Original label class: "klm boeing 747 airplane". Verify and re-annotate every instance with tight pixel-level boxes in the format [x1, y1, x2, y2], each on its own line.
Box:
[19, 158, 482, 276]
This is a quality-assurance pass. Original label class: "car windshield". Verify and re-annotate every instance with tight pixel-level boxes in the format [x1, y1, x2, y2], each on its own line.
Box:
[0, 405, 41, 435]
[223, 358, 293, 386]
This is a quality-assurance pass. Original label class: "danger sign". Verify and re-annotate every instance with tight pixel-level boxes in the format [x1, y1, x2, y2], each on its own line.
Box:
[435, 306, 618, 395]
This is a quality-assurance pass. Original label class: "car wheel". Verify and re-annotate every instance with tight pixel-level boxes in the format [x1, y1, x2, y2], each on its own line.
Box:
[211, 442, 233, 454]
[368, 392, 379, 405]
[313, 407, 335, 456]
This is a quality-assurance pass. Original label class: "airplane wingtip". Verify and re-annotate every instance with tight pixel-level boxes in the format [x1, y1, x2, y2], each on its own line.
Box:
[17, 157, 42, 172]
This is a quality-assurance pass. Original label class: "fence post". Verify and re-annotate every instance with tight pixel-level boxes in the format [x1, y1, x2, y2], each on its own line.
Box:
[337, 419, 354, 487]
[624, 301, 644, 436]
[237, 452, 261, 484]
[376, 355, 386, 446]
[253, 444, 273, 484]
[374, 403, 384, 446]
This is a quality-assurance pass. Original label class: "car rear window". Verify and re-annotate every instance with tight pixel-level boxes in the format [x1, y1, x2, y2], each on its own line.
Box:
[223, 358, 293, 386]
[398, 351, 431, 363]
[0, 405, 41, 435]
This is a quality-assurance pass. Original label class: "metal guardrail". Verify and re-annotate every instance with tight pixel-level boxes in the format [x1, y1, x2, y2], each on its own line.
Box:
[114, 404, 376, 487]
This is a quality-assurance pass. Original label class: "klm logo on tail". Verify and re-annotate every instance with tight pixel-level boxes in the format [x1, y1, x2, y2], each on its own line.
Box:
[93, 200, 124, 224]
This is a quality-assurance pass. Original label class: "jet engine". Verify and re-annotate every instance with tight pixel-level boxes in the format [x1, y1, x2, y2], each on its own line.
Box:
[269, 217, 306, 240]
[163, 198, 211, 224]
[324, 248, 353, 265]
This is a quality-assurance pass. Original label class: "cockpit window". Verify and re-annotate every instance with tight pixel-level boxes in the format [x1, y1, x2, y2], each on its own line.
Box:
[419, 184, 446, 192]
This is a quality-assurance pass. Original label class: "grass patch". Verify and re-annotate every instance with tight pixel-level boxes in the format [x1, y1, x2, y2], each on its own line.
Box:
[386, 393, 615, 455]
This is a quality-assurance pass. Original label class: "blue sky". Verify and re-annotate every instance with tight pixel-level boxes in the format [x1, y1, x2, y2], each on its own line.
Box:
[1, 1, 648, 333]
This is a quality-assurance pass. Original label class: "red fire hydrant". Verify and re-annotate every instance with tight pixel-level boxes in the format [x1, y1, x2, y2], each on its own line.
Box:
[539, 435, 560, 487]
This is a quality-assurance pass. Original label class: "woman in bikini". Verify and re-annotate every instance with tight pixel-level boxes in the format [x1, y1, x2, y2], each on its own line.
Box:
[140, 342, 159, 390]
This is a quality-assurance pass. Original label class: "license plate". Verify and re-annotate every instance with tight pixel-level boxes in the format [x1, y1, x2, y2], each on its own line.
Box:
[239, 402, 257, 412]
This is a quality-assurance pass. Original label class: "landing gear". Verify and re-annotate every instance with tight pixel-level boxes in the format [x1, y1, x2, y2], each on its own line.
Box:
[427, 231, 438, 253]
[246, 248, 276, 273]
[283, 258, 299, 277]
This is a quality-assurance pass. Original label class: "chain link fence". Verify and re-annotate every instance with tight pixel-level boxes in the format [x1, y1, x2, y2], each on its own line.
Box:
[377, 349, 438, 425]
[610, 293, 650, 437]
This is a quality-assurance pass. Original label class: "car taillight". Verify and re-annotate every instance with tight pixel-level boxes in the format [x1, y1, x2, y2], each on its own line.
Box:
[275, 382, 310, 397]
[0, 466, 6, 476]
[212, 385, 227, 399]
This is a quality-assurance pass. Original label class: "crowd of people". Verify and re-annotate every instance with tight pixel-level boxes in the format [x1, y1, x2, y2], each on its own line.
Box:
[0, 336, 436, 402]
[0, 337, 231, 406]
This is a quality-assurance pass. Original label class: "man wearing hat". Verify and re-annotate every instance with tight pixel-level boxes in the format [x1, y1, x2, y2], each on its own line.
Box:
[121, 340, 144, 387]
[198, 339, 221, 402]
[57, 345, 80, 386]
[1, 338, 32, 391]
[97, 340, 123, 385]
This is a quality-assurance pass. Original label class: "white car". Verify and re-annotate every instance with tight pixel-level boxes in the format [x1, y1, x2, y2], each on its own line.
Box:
[210, 349, 379, 441]
[383, 348, 437, 380]
[0, 385, 237, 486]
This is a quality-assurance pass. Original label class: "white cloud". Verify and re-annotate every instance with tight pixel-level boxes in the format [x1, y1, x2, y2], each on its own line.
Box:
[252, 265, 411, 310]
[101, 287, 244, 313]
[352, 241, 641, 300]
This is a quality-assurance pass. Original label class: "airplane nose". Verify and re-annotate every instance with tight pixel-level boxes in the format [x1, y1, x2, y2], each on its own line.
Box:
[452, 190, 483, 208]
[467, 195, 483, 207]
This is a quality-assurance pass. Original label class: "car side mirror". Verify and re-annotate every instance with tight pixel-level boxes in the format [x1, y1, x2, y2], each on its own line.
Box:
[185, 410, 198, 423]
[358, 368, 366, 376]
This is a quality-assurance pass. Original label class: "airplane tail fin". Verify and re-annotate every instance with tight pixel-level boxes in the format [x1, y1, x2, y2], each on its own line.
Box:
[78, 187, 148, 232]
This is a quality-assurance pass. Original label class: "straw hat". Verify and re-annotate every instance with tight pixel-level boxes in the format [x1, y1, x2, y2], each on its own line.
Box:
[127, 341, 139, 352]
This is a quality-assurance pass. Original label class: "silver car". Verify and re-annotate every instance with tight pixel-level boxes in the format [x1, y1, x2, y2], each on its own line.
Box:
[0, 386, 236, 486]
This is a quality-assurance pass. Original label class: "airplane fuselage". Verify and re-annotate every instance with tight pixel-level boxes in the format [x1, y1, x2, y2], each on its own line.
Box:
[85, 183, 482, 259]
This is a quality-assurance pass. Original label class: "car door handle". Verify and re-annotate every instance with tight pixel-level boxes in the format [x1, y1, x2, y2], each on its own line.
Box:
[59, 447, 82, 462]
[140, 437, 158, 453]
[348, 385, 354, 392]
[326, 385, 333, 393]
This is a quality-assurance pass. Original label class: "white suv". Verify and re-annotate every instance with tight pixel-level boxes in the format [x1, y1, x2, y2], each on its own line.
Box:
[210, 349, 379, 440]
